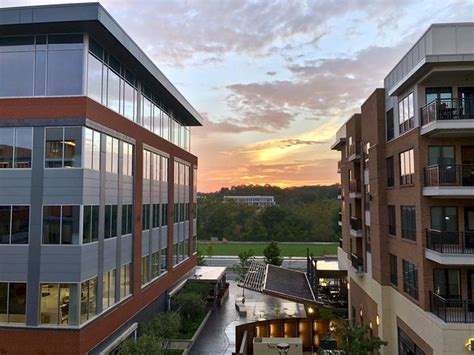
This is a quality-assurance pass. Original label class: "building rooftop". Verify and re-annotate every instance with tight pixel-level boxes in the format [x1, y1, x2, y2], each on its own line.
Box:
[0, 2, 203, 126]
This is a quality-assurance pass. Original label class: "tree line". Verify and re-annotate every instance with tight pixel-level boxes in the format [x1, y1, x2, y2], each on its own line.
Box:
[197, 184, 340, 242]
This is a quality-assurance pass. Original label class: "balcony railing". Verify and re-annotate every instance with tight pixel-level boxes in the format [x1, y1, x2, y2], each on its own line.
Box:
[348, 144, 361, 158]
[426, 229, 474, 254]
[421, 98, 474, 125]
[430, 292, 474, 323]
[349, 180, 360, 194]
[424, 164, 474, 187]
[350, 217, 361, 231]
[350, 253, 363, 272]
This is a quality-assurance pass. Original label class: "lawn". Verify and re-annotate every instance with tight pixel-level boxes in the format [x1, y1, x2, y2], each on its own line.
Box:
[197, 242, 337, 257]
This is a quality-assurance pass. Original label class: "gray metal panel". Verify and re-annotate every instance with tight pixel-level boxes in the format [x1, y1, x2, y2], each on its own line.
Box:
[40, 246, 81, 281]
[151, 228, 160, 253]
[43, 169, 85, 204]
[0, 170, 32, 203]
[120, 234, 132, 264]
[80, 242, 99, 281]
[161, 226, 168, 247]
[103, 238, 117, 272]
[0, 246, 29, 281]
[141, 230, 150, 256]
[83, 169, 101, 204]
[104, 173, 119, 204]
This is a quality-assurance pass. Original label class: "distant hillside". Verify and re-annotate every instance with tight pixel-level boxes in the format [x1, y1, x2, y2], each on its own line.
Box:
[197, 184, 340, 242]
[200, 184, 339, 205]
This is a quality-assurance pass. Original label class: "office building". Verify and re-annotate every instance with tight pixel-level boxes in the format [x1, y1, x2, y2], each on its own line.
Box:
[333, 23, 474, 354]
[0, 3, 200, 354]
[223, 195, 276, 207]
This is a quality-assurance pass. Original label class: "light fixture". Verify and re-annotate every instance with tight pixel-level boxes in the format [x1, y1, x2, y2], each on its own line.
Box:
[359, 308, 363, 317]
[369, 321, 373, 329]
[347, 282, 350, 290]
[307, 307, 314, 314]
[376, 314, 380, 326]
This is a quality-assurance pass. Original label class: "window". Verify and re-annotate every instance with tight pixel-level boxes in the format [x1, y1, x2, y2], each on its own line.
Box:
[0, 282, 27, 324]
[107, 63, 121, 113]
[42, 206, 80, 244]
[0, 128, 32, 169]
[387, 205, 396, 236]
[123, 73, 136, 121]
[403, 260, 418, 300]
[82, 205, 99, 244]
[433, 269, 460, 299]
[142, 204, 150, 231]
[161, 204, 168, 226]
[390, 254, 398, 286]
[0, 206, 29, 244]
[104, 205, 118, 239]
[399, 149, 414, 185]
[0, 46, 35, 97]
[80, 278, 97, 324]
[151, 251, 160, 279]
[141, 255, 150, 285]
[426, 87, 452, 105]
[122, 142, 133, 176]
[398, 92, 414, 134]
[152, 204, 160, 229]
[45, 127, 82, 168]
[84, 128, 101, 171]
[161, 156, 168, 182]
[102, 269, 116, 310]
[401, 206, 416, 241]
[142, 95, 152, 131]
[121, 204, 133, 235]
[431, 207, 457, 232]
[387, 156, 394, 187]
[398, 328, 425, 355]
[87, 52, 103, 103]
[174, 203, 179, 224]
[120, 264, 132, 299]
[120, 263, 132, 299]
[40, 283, 78, 325]
[143, 150, 151, 180]
[162, 112, 170, 141]
[386, 108, 394, 141]
[105, 135, 119, 174]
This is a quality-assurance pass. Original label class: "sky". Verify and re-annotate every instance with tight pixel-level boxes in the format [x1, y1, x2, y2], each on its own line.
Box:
[5, 0, 474, 192]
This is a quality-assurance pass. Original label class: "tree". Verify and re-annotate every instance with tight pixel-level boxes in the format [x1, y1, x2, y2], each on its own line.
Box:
[143, 312, 181, 351]
[236, 249, 255, 282]
[336, 322, 387, 354]
[175, 292, 206, 322]
[196, 248, 206, 266]
[120, 334, 163, 355]
[263, 241, 283, 266]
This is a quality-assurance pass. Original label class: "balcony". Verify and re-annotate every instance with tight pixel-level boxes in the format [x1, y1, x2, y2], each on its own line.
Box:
[350, 217, 362, 238]
[420, 98, 474, 137]
[429, 292, 474, 323]
[350, 253, 363, 274]
[338, 211, 342, 226]
[425, 229, 474, 264]
[349, 180, 361, 199]
[423, 164, 474, 198]
[337, 160, 343, 173]
[347, 144, 361, 162]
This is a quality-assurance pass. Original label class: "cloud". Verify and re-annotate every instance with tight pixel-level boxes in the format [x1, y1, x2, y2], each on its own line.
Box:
[266, 71, 277, 76]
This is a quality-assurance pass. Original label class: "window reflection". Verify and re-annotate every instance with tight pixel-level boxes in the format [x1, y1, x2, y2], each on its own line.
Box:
[40, 283, 78, 325]
[0, 128, 32, 169]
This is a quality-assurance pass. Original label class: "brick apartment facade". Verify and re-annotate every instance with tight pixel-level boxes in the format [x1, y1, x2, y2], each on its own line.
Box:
[0, 4, 200, 354]
[333, 23, 474, 354]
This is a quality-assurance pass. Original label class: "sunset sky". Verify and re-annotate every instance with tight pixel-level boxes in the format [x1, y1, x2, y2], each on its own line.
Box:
[7, 0, 474, 192]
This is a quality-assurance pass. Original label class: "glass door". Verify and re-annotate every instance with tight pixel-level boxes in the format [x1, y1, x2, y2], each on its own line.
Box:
[429, 146, 456, 184]
[465, 208, 474, 249]
[459, 87, 474, 119]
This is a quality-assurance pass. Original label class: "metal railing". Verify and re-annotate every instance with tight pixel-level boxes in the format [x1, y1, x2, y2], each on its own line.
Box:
[349, 180, 360, 193]
[350, 253, 363, 272]
[424, 164, 474, 187]
[421, 98, 474, 125]
[430, 292, 474, 323]
[426, 229, 474, 254]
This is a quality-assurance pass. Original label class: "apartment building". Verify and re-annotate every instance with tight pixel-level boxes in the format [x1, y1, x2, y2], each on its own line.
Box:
[0, 3, 200, 354]
[333, 23, 474, 354]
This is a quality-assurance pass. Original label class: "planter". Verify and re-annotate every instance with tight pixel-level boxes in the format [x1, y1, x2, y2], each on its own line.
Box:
[217, 285, 230, 306]
[166, 310, 212, 354]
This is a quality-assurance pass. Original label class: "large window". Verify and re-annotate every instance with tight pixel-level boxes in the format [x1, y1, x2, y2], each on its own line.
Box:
[398, 92, 414, 134]
[105, 135, 119, 174]
[401, 206, 416, 241]
[398, 328, 425, 355]
[82, 205, 99, 244]
[45, 127, 82, 168]
[426, 87, 452, 105]
[390, 254, 398, 286]
[42, 205, 80, 244]
[122, 142, 133, 176]
[121, 204, 133, 235]
[141, 255, 150, 285]
[84, 128, 101, 171]
[40, 283, 78, 325]
[104, 205, 118, 239]
[120, 263, 132, 299]
[0, 282, 27, 324]
[80, 278, 97, 324]
[0, 128, 33, 169]
[388, 205, 396, 236]
[161, 204, 168, 227]
[433, 269, 460, 299]
[431, 207, 458, 232]
[387, 156, 394, 187]
[0, 206, 29, 244]
[102, 269, 116, 310]
[403, 260, 418, 300]
[400, 149, 414, 185]
[386, 108, 394, 141]
[142, 204, 150, 231]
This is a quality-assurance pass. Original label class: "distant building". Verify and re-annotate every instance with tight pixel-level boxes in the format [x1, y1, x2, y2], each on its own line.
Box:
[223, 195, 276, 207]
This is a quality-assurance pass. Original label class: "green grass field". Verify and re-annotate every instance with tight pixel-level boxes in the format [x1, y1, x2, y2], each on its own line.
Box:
[197, 242, 337, 257]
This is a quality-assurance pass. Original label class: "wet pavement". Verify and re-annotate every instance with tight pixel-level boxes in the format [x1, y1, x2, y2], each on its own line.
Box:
[190, 280, 305, 354]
